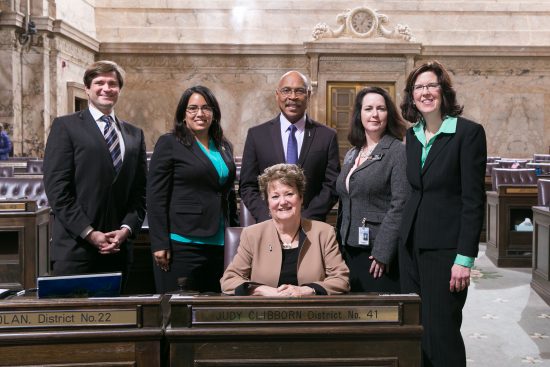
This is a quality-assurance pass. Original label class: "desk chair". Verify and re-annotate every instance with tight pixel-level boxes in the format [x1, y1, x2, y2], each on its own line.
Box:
[491, 168, 537, 191]
[0, 166, 14, 177]
[239, 202, 256, 227]
[26, 160, 43, 174]
[533, 154, 550, 163]
[538, 179, 550, 207]
[497, 159, 529, 168]
[0, 177, 48, 208]
[224, 227, 243, 270]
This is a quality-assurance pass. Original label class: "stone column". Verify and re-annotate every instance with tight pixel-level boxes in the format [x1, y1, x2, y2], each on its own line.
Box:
[0, 0, 50, 157]
[0, 19, 23, 156]
[18, 34, 50, 157]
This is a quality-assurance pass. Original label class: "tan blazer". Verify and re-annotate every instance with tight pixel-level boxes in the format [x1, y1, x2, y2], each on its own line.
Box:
[221, 219, 350, 295]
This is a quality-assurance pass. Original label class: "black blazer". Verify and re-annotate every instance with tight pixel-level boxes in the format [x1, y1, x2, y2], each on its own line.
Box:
[147, 133, 238, 253]
[239, 115, 340, 222]
[43, 109, 147, 261]
[400, 117, 487, 257]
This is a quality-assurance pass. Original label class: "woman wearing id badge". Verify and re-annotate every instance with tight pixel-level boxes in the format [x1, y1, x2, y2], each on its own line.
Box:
[336, 87, 409, 293]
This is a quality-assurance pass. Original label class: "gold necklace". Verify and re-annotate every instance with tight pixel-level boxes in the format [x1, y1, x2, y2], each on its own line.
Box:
[277, 227, 301, 250]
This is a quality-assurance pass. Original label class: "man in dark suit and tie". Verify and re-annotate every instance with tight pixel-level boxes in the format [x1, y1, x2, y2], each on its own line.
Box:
[44, 60, 147, 278]
[240, 70, 340, 223]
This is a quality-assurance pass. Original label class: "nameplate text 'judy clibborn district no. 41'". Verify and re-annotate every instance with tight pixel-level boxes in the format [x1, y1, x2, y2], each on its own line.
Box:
[192, 306, 400, 324]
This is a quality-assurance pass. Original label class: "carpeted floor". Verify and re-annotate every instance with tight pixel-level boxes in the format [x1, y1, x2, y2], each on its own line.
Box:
[463, 244, 550, 366]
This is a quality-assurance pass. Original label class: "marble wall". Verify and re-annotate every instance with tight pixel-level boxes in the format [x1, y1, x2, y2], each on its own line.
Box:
[0, 35, 50, 156]
[107, 53, 309, 153]
[0, 30, 21, 148]
[92, 1, 550, 46]
[106, 49, 550, 158]
[54, 0, 96, 39]
[437, 56, 550, 158]
[0, 1, 549, 157]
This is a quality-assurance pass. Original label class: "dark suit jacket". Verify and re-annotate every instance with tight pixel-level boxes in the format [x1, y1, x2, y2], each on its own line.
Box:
[336, 135, 409, 265]
[147, 133, 238, 252]
[239, 115, 340, 222]
[43, 109, 147, 262]
[220, 219, 350, 295]
[400, 117, 487, 257]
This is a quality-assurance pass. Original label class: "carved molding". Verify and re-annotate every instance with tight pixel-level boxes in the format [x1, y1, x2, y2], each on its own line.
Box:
[304, 40, 421, 56]
[422, 45, 550, 58]
[415, 56, 550, 76]
[318, 56, 404, 72]
[100, 42, 304, 55]
[51, 20, 99, 52]
[0, 10, 24, 28]
[107, 54, 308, 70]
[64, 82, 86, 115]
[0, 29, 17, 49]
[312, 6, 415, 42]
[320, 56, 406, 63]
[52, 36, 95, 65]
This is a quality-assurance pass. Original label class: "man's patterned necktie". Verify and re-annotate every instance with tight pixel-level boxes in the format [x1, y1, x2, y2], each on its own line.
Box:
[101, 115, 122, 173]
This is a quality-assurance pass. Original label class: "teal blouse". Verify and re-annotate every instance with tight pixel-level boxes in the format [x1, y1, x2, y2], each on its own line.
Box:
[412, 116, 457, 168]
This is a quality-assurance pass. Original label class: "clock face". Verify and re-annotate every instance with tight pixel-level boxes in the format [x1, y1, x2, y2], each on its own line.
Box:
[350, 9, 375, 35]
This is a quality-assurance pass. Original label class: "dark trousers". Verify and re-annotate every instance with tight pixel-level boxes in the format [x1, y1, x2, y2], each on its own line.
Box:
[153, 242, 224, 294]
[400, 243, 468, 367]
[52, 250, 130, 291]
[341, 245, 400, 293]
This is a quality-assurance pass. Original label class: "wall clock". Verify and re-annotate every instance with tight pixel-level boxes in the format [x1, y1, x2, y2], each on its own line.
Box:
[348, 7, 377, 37]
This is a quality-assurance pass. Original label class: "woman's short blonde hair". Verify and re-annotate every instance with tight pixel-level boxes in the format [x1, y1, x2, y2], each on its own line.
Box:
[258, 163, 306, 201]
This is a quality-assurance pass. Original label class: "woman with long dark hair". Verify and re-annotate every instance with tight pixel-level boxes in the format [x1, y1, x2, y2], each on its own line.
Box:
[336, 87, 409, 293]
[147, 85, 238, 293]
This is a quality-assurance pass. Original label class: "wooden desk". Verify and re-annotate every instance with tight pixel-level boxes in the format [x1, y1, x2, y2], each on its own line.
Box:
[486, 186, 538, 267]
[532, 206, 550, 305]
[0, 296, 164, 366]
[167, 294, 422, 367]
[0, 201, 50, 289]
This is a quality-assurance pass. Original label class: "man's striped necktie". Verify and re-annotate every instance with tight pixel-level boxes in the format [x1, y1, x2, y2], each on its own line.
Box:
[100, 115, 122, 173]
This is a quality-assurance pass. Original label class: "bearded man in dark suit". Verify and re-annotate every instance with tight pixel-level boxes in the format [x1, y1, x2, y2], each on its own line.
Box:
[44, 60, 147, 278]
[239, 71, 340, 223]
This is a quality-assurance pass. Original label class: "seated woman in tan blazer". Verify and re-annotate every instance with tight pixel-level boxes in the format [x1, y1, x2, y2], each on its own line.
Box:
[221, 164, 349, 296]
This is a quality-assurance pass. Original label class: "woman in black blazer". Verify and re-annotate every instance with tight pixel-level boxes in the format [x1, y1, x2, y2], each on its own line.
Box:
[147, 85, 238, 293]
[336, 87, 409, 293]
[399, 61, 487, 367]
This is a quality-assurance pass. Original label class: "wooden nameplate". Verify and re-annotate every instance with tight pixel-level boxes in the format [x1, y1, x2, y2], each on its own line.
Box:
[0, 200, 38, 212]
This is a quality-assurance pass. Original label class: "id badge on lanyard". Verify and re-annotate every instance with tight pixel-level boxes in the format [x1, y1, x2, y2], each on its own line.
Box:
[358, 217, 370, 247]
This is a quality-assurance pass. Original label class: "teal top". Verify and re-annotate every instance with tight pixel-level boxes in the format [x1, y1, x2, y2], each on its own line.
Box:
[412, 116, 457, 168]
[170, 139, 229, 246]
[413, 116, 474, 268]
